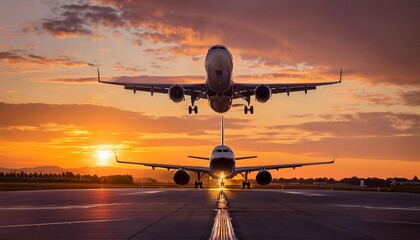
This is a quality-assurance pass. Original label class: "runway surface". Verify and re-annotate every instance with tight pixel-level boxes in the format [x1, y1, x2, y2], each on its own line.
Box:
[0, 188, 419, 239]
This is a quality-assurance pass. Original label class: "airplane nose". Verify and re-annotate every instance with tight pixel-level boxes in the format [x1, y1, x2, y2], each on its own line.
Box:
[208, 52, 227, 67]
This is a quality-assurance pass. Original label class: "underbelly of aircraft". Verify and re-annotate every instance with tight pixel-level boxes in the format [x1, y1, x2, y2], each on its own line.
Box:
[210, 157, 235, 178]
[209, 97, 232, 113]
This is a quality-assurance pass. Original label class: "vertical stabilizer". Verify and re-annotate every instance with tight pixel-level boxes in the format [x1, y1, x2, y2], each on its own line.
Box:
[221, 115, 224, 145]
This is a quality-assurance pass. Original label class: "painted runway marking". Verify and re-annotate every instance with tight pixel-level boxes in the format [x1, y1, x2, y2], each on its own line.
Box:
[121, 190, 164, 195]
[210, 191, 236, 240]
[337, 204, 420, 211]
[0, 203, 128, 210]
[363, 219, 420, 225]
[0, 218, 131, 229]
[283, 191, 326, 196]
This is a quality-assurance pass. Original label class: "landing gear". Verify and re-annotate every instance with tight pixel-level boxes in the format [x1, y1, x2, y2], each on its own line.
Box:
[220, 179, 225, 188]
[194, 181, 203, 188]
[194, 172, 204, 188]
[189, 93, 199, 114]
[244, 105, 254, 114]
[240, 171, 251, 189]
[243, 95, 254, 114]
[188, 105, 198, 114]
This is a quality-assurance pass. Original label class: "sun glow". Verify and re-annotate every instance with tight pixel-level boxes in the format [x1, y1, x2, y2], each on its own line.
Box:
[96, 149, 113, 166]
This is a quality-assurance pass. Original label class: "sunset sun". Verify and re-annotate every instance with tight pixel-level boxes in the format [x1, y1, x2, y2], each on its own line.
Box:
[96, 149, 113, 166]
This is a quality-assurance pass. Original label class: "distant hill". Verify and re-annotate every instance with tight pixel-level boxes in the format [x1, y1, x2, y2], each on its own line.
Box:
[0, 166, 174, 182]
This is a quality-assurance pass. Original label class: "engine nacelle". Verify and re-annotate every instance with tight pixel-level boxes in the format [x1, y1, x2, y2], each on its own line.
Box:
[255, 84, 271, 103]
[173, 169, 190, 185]
[256, 169, 272, 185]
[168, 84, 185, 103]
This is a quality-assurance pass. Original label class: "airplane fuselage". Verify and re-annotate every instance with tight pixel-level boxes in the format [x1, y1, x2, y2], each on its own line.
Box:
[209, 144, 236, 179]
[205, 45, 234, 113]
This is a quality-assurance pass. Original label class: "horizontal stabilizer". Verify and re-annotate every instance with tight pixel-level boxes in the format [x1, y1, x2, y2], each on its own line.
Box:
[236, 156, 258, 160]
[188, 156, 209, 160]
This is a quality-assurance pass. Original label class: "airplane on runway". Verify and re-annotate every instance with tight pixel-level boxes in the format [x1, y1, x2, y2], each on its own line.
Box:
[98, 45, 342, 114]
[114, 116, 335, 189]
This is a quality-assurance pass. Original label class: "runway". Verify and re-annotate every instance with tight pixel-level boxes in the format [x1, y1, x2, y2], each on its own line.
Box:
[0, 188, 419, 239]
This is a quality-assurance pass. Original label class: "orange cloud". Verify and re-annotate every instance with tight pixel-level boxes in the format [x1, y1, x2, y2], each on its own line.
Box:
[0, 50, 94, 72]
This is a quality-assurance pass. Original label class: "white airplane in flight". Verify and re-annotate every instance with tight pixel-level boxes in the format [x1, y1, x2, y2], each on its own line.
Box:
[114, 116, 335, 188]
[98, 45, 342, 114]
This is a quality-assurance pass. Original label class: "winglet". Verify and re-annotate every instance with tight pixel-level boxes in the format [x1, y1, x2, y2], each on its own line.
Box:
[114, 151, 120, 163]
[97, 68, 101, 83]
[332, 153, 336, 163]
[339, 69, 342, 83]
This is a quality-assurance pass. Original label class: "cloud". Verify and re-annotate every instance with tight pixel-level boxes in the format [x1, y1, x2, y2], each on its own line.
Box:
[240, 111, 420, 161]
[0, 102, 248, 140]
[0, 49, 94, 70]
[28, 3, 125, 38]
[46, 75, 203, 84]
[95, 0, 420, 86]
[400, 90, 420, 106]
[113, 63, 145, 73]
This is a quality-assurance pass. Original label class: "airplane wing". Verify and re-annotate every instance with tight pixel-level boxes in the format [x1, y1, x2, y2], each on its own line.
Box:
[114, 154, 212, 174]
[97, 69, 208, 99]
[233, 156, 335, 174]
[232, 69, 342, 99]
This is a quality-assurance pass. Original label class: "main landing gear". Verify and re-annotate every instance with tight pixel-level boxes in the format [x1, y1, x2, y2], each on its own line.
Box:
[243, 95, 254, 114]
[220, 178, 225, 188]
[241, 172, 251, 189]
[194, 172, 204, 188]
[194, 181, 203, 188]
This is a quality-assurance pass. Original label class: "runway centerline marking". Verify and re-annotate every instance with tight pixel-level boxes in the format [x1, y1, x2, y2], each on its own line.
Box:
[337, 204, 420, 211]
[282, 191, 326, 196]
[363, 219, 420, 225]
[0, 203, 129, 210]
[121, 190, 164, 195]
[0, 218, 131, 229]
[210, 191, 236, 240]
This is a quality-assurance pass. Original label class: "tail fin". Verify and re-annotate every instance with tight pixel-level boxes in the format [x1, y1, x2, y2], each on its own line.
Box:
[221, 114, 224, 145]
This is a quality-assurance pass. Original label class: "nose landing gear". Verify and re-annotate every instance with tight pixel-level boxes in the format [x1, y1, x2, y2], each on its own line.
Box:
[188, 105, 198, 114]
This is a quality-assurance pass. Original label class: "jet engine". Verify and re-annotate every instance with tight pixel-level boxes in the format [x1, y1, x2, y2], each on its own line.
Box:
[256, 169, 272, 185]
[255, 84, 271, 103]
[173, 169, 190, 185]
[168, 84, 185, 103]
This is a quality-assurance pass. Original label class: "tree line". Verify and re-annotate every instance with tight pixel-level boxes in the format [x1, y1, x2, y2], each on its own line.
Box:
[0, 171, 133, 184]
[272, 176, 419, 187]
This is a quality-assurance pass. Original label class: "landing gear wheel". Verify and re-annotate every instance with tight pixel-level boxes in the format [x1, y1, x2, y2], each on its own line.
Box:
[247, 182, 251, 189]
[189, 106, 193, 114]
[242, 181, 246, 189]
[194, 106, 198, 114]
[194, 181, 198, 188]
[220, 181, 225, 188]
[244, 106, 254, 114]
[199, 181, 203, 188]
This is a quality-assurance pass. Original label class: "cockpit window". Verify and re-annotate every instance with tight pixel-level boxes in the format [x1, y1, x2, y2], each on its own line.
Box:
[209, 45, 227, 51]
[217, 149, 222, 152]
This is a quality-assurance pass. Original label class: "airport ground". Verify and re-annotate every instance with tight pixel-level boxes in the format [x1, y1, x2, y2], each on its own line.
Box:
[0, 187, 419, 239]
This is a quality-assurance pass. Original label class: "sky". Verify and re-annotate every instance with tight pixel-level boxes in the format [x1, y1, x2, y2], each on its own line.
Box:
[0, 0, 419, 179]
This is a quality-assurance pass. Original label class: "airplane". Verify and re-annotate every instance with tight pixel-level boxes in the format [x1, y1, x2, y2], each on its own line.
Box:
[114, 115, 335, 189]
[98, 45, 342, 115]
